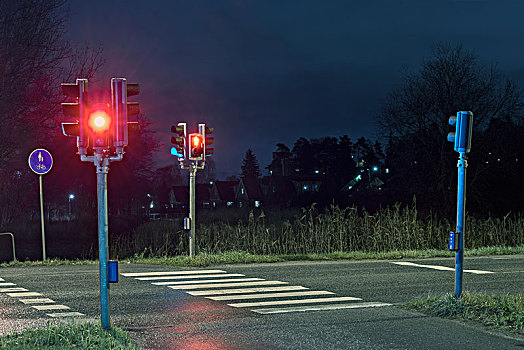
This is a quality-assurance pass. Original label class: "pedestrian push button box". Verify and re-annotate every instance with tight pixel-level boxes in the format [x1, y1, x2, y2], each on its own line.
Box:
[449, 232, 460, 251]
[108, 260, 118, 283]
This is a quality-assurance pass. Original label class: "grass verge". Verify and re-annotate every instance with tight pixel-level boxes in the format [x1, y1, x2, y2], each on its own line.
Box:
[0, 321, 139, 349]
[1, 245, 523, 268]
[402, 292, 524, 336]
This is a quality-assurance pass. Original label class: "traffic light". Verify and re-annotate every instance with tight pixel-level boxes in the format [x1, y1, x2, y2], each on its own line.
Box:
[171, 123, 186, 159]
[61, 79, 88, 154]
[88, 105, 112, 148]
[447, 111, 473, 153]
[188, 133, 204, 160]
[199, 123, 214, 157]
[111, 78, 139, 153]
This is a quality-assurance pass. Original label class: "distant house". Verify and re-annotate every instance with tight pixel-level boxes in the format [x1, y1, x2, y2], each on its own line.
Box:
[289, 175, 323, 194]
[172, 184, 212, 208]
[209, 180, 238, 208]
[260, 175, 295, 207]
[235, 177, 264, 208]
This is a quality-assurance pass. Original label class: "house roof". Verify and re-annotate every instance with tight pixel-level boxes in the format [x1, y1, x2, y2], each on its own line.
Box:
[211, 180, 238, 201]
[238, 177, 264, 201]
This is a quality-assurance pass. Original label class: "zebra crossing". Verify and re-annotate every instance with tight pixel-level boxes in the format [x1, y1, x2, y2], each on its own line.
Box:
[0, 279, 84, 318]
[122, 269, 391, 314]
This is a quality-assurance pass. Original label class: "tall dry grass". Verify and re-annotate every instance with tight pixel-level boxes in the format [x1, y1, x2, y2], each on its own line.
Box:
[111, 203, 524, 258]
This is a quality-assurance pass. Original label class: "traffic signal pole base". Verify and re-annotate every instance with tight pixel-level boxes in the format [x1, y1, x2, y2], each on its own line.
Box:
[454, 153, 467, 298]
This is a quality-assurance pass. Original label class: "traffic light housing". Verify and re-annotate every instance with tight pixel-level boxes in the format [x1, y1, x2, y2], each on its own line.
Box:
[171, 123, 186, 159]
[61, 79, 88, 154]
[189, 133, 204, 160]
[88, 104, 112, 148]
[199, 123, 214, 157]
[447, 111, 473, 153]
[111, 78, 139, 153]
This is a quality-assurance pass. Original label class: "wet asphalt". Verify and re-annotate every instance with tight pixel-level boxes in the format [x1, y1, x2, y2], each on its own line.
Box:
[0, 255, 523, 349]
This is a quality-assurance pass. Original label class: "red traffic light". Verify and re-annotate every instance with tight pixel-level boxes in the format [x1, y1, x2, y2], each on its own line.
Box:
[88, 110, 111, 132]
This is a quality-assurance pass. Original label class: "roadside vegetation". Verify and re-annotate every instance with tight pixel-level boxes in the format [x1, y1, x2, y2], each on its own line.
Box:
[403, 292, 524, 336]
[0, 322, 138, 350]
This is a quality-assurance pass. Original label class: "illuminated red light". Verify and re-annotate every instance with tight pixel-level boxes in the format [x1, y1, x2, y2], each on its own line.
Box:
[192, 135, 201, 146]
[88, 110, 111, 132]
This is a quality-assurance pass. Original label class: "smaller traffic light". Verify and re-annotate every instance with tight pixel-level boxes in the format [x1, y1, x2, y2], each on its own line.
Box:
[61, 79, 88, 154]
[199, 123, 214, 157]
[88, 105, 112, 148]
[188, 133, 204, 160]
[171, 123, 186, 159]
[447, 111, 473, 153]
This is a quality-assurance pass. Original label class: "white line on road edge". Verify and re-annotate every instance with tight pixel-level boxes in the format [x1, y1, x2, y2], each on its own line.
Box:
[121, 270, 226, 277]
[140, 273, 245, 281]
[252, 302, 392, 314]
[188, 286, 308, 296]
[0, 283, 16, 287]
[32, 305, 70, 311]
[19, 298, 55, 304]
[391, 262, 494, 274]
[168, 281, 287, 290]
[1, 287, 27, 293]
[47, 312, 85, 318]
[207, 290, 335, 301]
[152, 278, 263, 285]
[6, 292, 42, 297]
[228, 296, 363, 308]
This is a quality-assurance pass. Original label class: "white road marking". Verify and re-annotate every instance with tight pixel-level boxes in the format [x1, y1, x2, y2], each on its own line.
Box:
[152, 278, 263, 285]
[1, 288, 27, 293]
[121, 270, 225, 277]
[208, 290, 335, 301]
[252, 302, 392, 314]
[188, 286, 308, 296]
[6, 292, 42, 297]
[140, 273, 245, 281]
[228, 296, 363, 308]
[168, 280, 287, 290]
[32, 304, 70, 311]
[0, 278, 4, 281]
[19, 298, 55, 304]
[0, 283, 16, 287]
[391, 262, 494, 274]
[47, 312, 85, 317]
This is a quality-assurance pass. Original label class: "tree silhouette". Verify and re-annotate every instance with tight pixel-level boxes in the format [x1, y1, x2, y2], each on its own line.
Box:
[241, 149, 262, 178]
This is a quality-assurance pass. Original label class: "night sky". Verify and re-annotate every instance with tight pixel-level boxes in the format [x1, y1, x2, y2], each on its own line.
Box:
[66, 0, 524, 179]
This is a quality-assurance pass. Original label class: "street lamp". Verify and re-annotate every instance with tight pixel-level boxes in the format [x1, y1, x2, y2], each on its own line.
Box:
[68, 194, 75, 216]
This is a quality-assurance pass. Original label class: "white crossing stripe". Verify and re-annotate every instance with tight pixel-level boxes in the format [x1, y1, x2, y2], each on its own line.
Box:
[121, 270, 225, 277]
[228, 296, 362, 308]
[19, 298, 55, 304]
[7, 292, 42, 297]
[252, 302, 392, 314]
[188, 286, 308, 296]
[168, 281, 287, 290]
[153, 278, 263, 286]
[1, 288, 27, 293]
[208, 291, 335, 301]
[138, 273, 245, 281]
[32, 304, 70, 311]
[0, 283, 16, 287]
[391, 261, 494, 274]
[47, 312, 85, 318]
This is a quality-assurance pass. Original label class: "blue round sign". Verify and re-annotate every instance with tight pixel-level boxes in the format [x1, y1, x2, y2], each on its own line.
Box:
[28, 149, 53, 175]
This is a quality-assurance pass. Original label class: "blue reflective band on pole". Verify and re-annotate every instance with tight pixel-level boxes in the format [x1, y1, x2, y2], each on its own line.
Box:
[108, 261, 118, 283]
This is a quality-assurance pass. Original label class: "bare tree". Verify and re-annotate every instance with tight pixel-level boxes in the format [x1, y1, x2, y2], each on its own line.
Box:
[0, 0, 103, 226]
[378, 43, 524, 214]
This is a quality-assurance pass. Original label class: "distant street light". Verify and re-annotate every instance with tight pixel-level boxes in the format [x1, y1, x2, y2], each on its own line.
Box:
[68, 194, 75, 216]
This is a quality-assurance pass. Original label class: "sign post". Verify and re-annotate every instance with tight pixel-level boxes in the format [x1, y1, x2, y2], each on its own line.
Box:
[28, 149, 53, 261]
